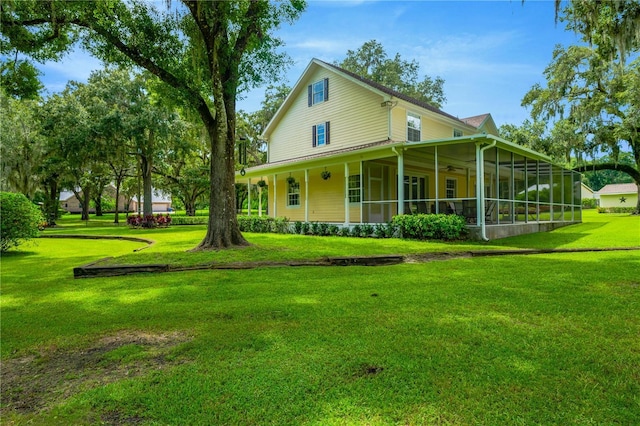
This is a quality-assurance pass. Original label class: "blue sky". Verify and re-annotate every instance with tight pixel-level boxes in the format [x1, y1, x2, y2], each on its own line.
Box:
[35, 0, 581, 128]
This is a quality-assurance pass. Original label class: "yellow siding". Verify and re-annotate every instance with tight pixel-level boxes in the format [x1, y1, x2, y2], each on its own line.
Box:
[391, 105, 465, 141]
[268, 68, 388, 163]
[308, 165, 345, 222]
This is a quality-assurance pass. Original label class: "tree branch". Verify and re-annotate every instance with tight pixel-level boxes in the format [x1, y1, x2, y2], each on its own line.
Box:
[574, 162, 640, 183]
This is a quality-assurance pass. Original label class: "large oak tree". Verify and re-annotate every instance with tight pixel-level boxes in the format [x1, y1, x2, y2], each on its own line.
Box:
[1, 0, 305, 249]
[523, 1, 640, 213]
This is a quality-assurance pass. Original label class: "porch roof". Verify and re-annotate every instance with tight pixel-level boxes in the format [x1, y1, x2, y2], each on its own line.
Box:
[237, 134, 557, 179]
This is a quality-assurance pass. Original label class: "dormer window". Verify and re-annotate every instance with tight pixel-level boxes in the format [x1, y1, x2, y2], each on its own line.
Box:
[308, 78, 329, 106]
[453, 129, 463, 138]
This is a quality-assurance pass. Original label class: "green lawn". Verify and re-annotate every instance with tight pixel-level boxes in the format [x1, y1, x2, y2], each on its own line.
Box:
[1, 211, 639, 424]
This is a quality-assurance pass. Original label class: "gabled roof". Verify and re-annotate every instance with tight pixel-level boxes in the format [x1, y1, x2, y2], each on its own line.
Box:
[461, 114, 490, 129]
[317, 59, 465, 124]
[596, 183, 637, 195]
[263, 58, 478, 138]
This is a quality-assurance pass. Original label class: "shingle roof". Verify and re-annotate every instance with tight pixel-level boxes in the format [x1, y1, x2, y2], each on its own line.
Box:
[597, 183, 637, 194]
[317, 59, 468, 126]
[461, 114, 490, 129]
[249, 138, 398, 171]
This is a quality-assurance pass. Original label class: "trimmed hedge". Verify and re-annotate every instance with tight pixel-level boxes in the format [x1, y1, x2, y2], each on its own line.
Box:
[392, 214, 467, 240]
[238, 214, 466, 241]
[237, 216, 290, 234]
[0, 192, 45, 252]
[170, 216, 208, 225]
[597, 206, 636, 214]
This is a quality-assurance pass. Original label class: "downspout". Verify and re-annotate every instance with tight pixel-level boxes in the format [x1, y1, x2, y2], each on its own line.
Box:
[476, 139, 497, 241]
[392, 146, 404, 214]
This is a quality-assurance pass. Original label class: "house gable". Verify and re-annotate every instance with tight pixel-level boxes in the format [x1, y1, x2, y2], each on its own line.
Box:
[266, 61, 389, 163]
[264, 58, 479, 164]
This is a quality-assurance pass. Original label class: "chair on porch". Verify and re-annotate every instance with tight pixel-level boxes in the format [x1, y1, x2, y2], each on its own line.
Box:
[485, 200, 497, 224]
[416, 201, 428, 214]
[404, 201, 414, 215]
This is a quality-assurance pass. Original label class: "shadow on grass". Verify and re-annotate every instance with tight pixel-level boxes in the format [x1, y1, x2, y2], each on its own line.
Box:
[492, 221, 609, 249]
[4, 251, 639, 424]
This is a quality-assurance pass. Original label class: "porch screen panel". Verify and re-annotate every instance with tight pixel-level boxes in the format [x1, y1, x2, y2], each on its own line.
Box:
[513, 153, 527, 223]
[526, 159, 539, 222]
[563, 169, 574, 221]
[498, 149, 513, 224]
[483, 147, 498, 224]
[552, 165, 563, 221]
[538, 162, 551, 221]
[573, 171, 582, 221]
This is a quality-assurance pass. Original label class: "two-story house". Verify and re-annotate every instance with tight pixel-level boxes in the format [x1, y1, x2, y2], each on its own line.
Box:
[237, 59, 582, 240]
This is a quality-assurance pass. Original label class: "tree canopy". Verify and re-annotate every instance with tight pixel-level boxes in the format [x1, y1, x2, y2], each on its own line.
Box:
[336, 40, 446, 109]
[521, 0, 640, 213]
[1, 0, 306, 248]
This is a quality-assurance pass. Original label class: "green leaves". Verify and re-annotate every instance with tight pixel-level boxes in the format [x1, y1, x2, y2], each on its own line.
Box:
[336, 39, 446, 108]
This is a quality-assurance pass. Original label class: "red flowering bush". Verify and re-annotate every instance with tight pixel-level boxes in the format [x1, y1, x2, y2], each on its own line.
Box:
[127, 214, 172, 228]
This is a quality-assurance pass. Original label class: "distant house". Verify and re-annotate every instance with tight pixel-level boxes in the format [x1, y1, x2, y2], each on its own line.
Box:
[60, 187, 172, 214]
[596, 183, 638, 209]
[581, 183, 596, 201]
[236, 58, 582, 240]
[129, 191, 172, 213]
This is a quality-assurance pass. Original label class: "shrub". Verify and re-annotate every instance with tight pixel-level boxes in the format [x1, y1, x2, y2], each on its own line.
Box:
[293, 221, 304, 234]
[300, 222, 311, 235]
[582, 198, 598, 209]
[170, 216, 208, 225]
[392, 213, 467, 241]
[597, 206, 636, 214]
[338, 226, 351, 237]
[0, 192, 45, 252]
[360, 224, 374, 238]
[237, 216, 290, 234]
[127, 214, 172, 228]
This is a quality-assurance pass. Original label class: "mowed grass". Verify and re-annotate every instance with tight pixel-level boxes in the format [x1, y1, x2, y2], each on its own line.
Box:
[44, 210, 640, 268]
[1, 211, 639, 424]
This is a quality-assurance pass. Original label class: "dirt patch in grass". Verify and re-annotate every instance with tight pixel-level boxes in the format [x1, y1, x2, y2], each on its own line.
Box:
[1, 330, 192, 417]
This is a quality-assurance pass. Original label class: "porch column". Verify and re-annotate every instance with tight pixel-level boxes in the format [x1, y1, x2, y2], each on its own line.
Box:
[273, 174, 277, 217]
[344, 163, 350, 225]
[434, 146, 439, 213]
[258, 185, 263, 217]
[360, 161, 364, 223]
[304, 169, 309, 222]
[475, 142, 483, 226]
[247, 178, 251, 216]
[396, 149, 405, 214]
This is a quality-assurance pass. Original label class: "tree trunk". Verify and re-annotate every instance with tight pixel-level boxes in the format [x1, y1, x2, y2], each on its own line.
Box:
[184, 199, 196, 216]
[43, 177, 59, 226]
[140, 130, 155, 217]
[94, 194, 103, 216]
[77, 187, 90, 221]
[114, 181, 121, 224]
[194, 120, 248, 250]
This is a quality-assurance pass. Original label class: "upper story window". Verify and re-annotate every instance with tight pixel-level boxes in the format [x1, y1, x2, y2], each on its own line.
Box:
[312, 122, 330, 147]
[407, 112, 421, 142]
[453, 129, 463, 138]
[308, 78, 329, 106]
